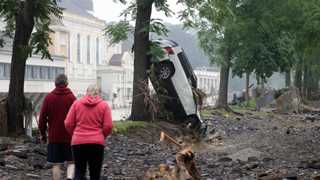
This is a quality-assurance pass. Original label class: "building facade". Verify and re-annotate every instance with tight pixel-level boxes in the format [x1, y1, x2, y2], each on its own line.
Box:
[51, 0, 109, 97]
[0, 0, 111, 97]
[0, 24, 67, 93]
[194, 67, 220, 106]
[97, 51, 134, 108]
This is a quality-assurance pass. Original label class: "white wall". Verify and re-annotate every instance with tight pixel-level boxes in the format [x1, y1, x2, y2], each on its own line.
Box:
[0, 47, 66, 93]
[0, 10, 110, 96]
[51, 11, 108, 96]
[194, 68, 220, 105]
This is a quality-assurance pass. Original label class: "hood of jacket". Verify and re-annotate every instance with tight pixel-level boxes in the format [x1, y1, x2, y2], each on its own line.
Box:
[80, 95, 103, 107]
[52, 86, 73, 96]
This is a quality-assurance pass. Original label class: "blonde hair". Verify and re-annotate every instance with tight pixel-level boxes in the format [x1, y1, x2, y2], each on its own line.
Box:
[86, 84, 101, 97]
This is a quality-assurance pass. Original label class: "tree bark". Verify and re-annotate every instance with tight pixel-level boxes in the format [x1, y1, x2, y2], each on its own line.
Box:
[245, 72, 250, 106]
[303, 63, 309, 98]
[294, 60, 302, 94]
[130, 0, 153, 121]
[215, 48, 231, 110]
[285, 69, 291, 87]
[7, 1, 34, 136]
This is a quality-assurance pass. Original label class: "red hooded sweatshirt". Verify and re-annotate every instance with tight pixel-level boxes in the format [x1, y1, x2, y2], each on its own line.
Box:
[38, 86, 76, 143]
[64, 95, 112, 146]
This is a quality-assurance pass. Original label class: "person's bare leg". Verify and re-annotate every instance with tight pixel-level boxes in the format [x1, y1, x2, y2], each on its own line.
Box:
[67, 162, 75, 179]
[52, 164, 62, 180]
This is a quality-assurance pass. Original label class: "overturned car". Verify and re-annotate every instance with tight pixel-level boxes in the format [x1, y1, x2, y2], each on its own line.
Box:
[147, 39, 207, 135]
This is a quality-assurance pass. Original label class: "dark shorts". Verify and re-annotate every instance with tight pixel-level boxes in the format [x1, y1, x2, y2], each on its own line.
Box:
[47, 143, 73, 164]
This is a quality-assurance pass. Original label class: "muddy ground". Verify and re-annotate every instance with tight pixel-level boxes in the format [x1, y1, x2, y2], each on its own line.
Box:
[1, 109, 320, 179]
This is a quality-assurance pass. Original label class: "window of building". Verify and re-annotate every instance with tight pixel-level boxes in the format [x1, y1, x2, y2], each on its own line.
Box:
[0, 64, 65, 81]
[32, 66, 40, 79]
[77, 34, 81, 63]
[0, 64, 5, 79]
[0, 63, 11, 79]
[25, 66, 32, 80]
[49, 67, 55, 79]
[4, 63, 10, 78]
[56, 67, 64, 75]
[96, 37, 99, 65]
[40, 67, 49, 79]
[60, 32, 69, 57]
[87, 35, 91, 64]
[48, 33, 56, 55]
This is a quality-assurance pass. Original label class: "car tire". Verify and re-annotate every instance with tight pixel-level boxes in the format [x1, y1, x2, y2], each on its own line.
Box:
[158, 62, 174, 80]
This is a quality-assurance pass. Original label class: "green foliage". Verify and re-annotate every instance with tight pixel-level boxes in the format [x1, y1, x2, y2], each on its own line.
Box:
[154, 0, 173, 17]
[106, 0, 172, 41]
[0, 0, 62, 60]
[148, 19, 169, 36]
[31, 20, 54, 59]
[105, 0, 171, 58]
[105, 21, 133, 44]
[148, 42, 165, 62]
[120, 1, 137, 20]
[231, 99, 256, 110]
[183, 0, 320, 87]
[113, 0, 127, 4]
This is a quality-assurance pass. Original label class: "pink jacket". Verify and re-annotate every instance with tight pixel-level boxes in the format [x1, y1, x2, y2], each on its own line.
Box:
[64, 95, 113, 146]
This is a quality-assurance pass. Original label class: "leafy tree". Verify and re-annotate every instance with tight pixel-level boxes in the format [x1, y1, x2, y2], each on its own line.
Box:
[181, 0, 242, 110]
[106, 0, 174, 121]
[231, 0, 297, 97]
[278, 0, 320, 98]
[187, 0, 320, 105]
[0, 0, 62, 135]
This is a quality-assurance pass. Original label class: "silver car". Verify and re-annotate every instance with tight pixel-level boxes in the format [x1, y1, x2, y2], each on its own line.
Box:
[148, 39, 206, 134]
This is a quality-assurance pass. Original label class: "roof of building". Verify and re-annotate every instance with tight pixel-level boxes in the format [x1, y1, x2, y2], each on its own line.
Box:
[109, 54, 123, 66]
[58, 0, 97, 20]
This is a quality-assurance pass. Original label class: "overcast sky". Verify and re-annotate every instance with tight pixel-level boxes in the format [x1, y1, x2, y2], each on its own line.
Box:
[92, 0, 183, 24]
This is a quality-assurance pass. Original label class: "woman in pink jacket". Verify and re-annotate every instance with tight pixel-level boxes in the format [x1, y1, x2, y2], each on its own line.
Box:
[65, 84, 112, 180]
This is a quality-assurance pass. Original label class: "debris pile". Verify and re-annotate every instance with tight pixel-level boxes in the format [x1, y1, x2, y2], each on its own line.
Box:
[144, 132, 203, 180]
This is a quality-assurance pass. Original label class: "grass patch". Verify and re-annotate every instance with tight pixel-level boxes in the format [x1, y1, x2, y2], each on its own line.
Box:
[200, 108, 214, 117]
[231, 99, 256, 112]
[112, 121, 146, 134]
[201, 107, 233, 118]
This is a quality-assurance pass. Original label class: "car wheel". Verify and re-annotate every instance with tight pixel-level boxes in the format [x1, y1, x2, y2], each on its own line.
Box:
[158, 62, 174, 80]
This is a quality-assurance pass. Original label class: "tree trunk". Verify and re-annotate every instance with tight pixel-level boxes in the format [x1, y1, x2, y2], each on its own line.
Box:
[256, 76, 260, 86]
[261, 78, 265, 90]
[245, 72, 250, 106]
[130, 0, 153, 121]
[7, 1, 34, 136]
[294, 60, 302, 94]
[285, 69, 291, 87]
[215, 48, 231, 110]
[303, 63, 309, 98]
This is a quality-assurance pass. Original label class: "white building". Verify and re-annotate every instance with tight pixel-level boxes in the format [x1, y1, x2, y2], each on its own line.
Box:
[97, 51, 134, 108]
[0, 25, 67, 93]
[194, 67, 220, 106]
[0, 0, 111, 97]
[52, 0, 109, 97]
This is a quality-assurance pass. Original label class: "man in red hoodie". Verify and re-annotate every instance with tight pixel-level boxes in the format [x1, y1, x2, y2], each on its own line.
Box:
[39, 74, 76, 180]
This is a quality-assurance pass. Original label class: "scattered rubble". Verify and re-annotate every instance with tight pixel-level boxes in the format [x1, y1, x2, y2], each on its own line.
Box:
[0, 111, 320, 179]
